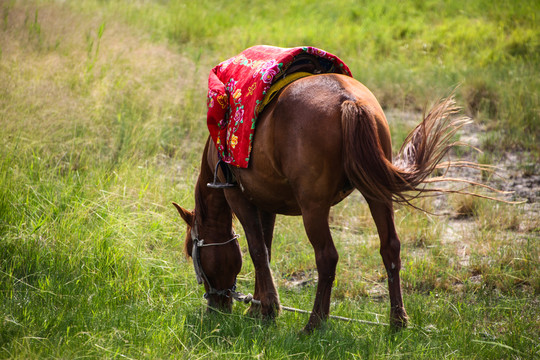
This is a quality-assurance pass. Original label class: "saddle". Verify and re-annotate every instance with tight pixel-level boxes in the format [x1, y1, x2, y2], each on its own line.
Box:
[207, 70, 315, 189]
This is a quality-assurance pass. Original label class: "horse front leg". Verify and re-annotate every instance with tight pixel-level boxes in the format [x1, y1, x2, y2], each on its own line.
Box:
[224, 190, 280, 318]
[260, 210, 276, 263]
[301, 206, 339, 333]
[367, 198, 408, 328]
[246, 210, 280, 318]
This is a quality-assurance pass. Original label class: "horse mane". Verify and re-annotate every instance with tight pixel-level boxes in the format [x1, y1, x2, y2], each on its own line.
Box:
[182, 183, 206, 258]
[194, 182, 208, 222]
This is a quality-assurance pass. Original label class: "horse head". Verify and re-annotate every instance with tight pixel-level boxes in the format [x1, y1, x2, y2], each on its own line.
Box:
[172, 202, 242, 312]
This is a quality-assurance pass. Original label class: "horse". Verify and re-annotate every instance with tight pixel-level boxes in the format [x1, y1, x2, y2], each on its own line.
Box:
[173, 73, 472, 332]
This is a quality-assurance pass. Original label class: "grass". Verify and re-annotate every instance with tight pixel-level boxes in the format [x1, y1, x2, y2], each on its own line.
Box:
[1, 0, 539, 358]
[65, 0, 539, 153]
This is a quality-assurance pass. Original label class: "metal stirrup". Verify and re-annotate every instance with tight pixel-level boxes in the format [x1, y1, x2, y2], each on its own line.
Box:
[207, 159, 236, 188]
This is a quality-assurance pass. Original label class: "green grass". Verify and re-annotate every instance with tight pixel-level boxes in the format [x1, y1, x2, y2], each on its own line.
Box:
[65, 0, 539, 153]
[1, 0, 539, 358]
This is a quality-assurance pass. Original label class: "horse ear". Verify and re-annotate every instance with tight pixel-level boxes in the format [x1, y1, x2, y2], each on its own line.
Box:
[172, 202, 194, 226]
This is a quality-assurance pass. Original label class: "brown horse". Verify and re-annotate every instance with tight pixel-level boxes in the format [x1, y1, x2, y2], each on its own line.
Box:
[174, 73, 472, 332]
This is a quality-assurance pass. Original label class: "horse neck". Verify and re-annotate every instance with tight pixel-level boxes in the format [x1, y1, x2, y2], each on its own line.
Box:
[194, 149, 233, 238]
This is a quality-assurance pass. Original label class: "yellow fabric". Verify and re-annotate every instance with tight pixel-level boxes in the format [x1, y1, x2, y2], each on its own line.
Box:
[260, 72, 312, 110]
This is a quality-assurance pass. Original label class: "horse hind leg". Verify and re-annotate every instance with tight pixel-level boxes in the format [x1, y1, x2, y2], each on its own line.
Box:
[300, 205, 339, 332]
[367, 198, 409, 328]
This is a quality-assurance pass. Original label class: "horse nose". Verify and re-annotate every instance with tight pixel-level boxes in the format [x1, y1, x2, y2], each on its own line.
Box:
[206, 295, 233, 313]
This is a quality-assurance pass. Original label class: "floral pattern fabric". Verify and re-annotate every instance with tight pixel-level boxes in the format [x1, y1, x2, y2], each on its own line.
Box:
[207, 45, 352, 168]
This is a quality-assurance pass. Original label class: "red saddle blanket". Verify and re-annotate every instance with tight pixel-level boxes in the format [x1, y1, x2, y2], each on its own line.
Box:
[207, 45, 352, 168]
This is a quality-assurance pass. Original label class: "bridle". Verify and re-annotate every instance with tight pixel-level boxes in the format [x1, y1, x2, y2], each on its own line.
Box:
[190, 219, 240, 298]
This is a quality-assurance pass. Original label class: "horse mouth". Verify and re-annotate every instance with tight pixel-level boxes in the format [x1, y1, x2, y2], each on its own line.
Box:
[206, 295, 233, 313]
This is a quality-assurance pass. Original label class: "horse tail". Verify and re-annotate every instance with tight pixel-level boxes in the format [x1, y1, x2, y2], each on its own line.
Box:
[341, 97, 470, 204]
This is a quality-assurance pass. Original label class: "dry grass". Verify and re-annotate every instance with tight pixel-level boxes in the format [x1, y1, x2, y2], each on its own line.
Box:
[1, 2, 195, 151]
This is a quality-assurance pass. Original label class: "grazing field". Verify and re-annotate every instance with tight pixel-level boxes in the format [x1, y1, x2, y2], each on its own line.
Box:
[1, 0, 538, 359]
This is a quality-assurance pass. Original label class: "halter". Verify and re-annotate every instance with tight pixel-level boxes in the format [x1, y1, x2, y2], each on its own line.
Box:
[190, 220, 240, 298]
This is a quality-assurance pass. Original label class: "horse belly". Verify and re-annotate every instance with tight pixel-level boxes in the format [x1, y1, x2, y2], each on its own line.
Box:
[235, 162, 303, 216]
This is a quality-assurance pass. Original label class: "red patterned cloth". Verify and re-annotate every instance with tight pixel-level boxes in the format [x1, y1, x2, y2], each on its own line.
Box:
[207, 45, 352, 168]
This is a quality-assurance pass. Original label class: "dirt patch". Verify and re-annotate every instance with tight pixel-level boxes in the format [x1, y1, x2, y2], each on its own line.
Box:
[282, 270, 317, 290]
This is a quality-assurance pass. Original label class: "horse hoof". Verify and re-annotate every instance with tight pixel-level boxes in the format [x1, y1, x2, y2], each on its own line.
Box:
[390, 307, 409, 329]
[247, 303, 262, 317]
[301, 324, 315, 334]
[302, 314, 324, 334]
[247, 302, 280, 319]
[261, 303, 280, 319]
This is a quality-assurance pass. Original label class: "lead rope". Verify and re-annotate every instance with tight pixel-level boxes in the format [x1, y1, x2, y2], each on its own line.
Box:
[230, 290, 389, 326]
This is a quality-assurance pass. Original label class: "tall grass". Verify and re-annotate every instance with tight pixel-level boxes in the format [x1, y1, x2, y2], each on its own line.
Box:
[67, 0, 539, 153]
[1, 0, 538, 358]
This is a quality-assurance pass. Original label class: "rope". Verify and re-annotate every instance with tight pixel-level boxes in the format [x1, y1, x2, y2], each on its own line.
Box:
[231, 291, 389, 327]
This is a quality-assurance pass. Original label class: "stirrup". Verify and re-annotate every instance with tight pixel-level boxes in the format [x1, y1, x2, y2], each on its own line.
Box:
[207, 159, 236, 189]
